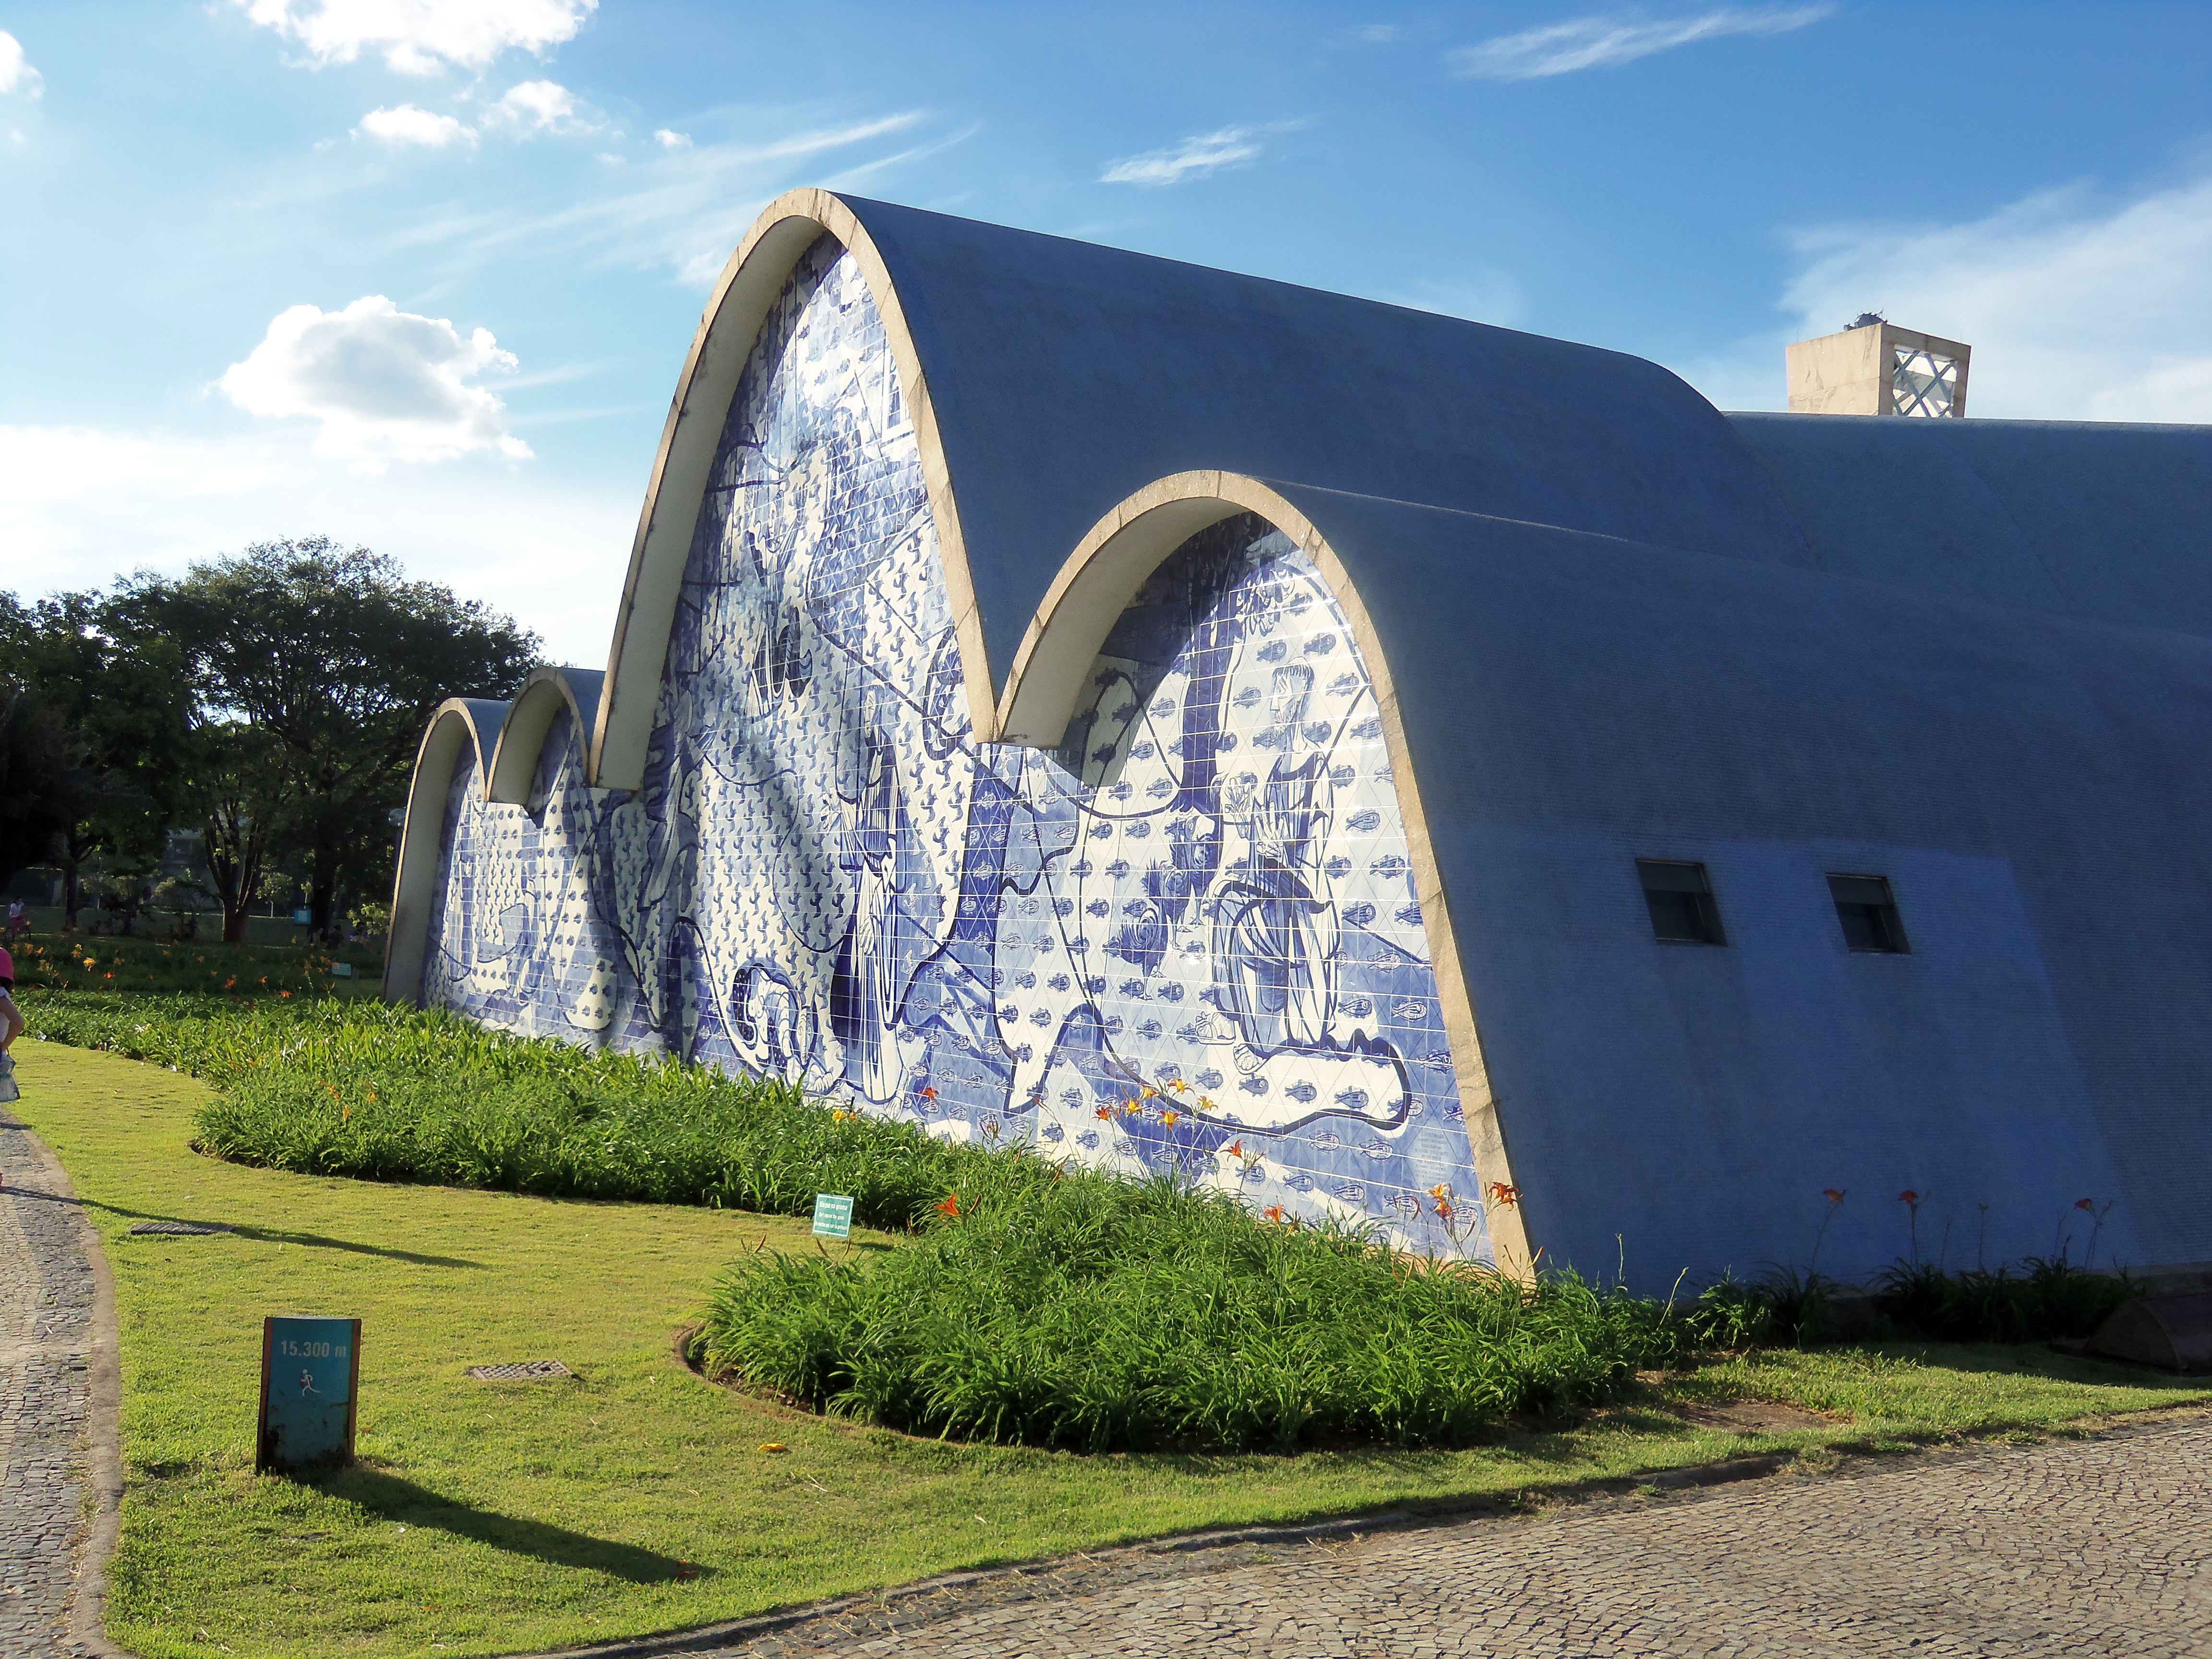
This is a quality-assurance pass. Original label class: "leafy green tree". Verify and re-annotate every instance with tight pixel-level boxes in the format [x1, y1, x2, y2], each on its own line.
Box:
[0, 591, 190, 921]
[0, 674, 82, 895]
[110, 538, 539, 940]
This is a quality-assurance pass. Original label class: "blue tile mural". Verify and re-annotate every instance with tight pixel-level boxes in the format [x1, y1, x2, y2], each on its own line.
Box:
[419, 236, 1493, 1260]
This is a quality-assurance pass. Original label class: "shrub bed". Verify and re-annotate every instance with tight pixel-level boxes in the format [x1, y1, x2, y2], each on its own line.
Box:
[8, 936, 379, 998]
[23, 991, 978, 1226]
[22, 991, 2152, 1456]
[695, 1157, 1679, 1453]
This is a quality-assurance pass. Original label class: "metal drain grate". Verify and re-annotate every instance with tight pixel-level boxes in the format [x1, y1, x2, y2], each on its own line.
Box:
[130, 1221, 232, 1236]
[465, 1360, 575, 1382]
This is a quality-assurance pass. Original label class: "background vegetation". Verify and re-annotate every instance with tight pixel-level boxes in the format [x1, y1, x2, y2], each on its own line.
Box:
[1, 539, 535, 938]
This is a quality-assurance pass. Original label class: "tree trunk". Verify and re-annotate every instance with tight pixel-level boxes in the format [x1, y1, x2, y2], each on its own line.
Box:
[202, 812, 263, 949]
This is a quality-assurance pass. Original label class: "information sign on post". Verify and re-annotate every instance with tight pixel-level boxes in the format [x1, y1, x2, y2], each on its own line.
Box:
[811, 1194, 854, 1240]
[257, 1316, 361, 1474]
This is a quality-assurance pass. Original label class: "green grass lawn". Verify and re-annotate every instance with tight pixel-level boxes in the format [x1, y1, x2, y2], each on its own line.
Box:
[14, 1038, 2210, 1659]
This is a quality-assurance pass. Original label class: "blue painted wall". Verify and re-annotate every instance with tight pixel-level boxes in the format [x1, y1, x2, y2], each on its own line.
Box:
[406, 194, 2212, 1288]
[1269, 481, 2212, 1284]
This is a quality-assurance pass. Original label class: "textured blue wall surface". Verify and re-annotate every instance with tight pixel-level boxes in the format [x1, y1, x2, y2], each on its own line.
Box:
[1729, 413, 2212, 639]
[418, 241, 1496, 1259]
[1267, 480, 2212, 1284]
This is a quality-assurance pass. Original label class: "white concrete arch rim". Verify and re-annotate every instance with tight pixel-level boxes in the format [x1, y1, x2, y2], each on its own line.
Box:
[488, 670, 589, 807]
[587, 188, 994, 792]
[382, 700, 500, 1004]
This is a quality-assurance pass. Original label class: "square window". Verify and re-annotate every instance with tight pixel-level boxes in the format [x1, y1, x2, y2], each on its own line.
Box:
[1637, 859, 1724, 945]
[1829, 873, 1908, 953]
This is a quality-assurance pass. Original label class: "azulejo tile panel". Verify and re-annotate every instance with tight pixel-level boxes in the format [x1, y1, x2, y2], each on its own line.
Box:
[419, 236, 1491, 1260]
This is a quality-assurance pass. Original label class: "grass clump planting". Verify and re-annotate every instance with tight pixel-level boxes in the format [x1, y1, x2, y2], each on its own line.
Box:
[1683, 1259, 2137, 1351]
[25, 990, 977, 1225]
[696, 1160, 1679, 1453]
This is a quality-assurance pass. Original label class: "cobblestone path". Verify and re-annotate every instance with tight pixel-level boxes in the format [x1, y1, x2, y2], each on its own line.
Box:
[0, 1106, 101, 1659]
[691, 1420, 2212, 1659]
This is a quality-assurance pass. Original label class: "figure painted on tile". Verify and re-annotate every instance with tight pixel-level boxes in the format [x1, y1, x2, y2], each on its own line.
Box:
[1212, 662, 1338, 1070]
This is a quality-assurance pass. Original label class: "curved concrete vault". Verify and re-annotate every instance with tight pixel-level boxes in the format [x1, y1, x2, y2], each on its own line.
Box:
[385, 189, 2212, 1286]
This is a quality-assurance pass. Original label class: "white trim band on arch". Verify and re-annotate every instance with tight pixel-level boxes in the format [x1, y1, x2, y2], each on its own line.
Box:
[382, 697, 507, 1005]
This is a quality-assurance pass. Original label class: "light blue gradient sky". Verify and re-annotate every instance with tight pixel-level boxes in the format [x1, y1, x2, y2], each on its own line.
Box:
[3, 1, 2207, 661]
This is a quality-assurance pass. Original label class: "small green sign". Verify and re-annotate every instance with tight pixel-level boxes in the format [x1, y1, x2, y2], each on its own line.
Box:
[257, 1315, 361, 1474]
[811, 1193, 854, 1239]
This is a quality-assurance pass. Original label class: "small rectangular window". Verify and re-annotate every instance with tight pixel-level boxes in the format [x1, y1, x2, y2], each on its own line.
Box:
[1637, 859, 1724, 945]
[1829, 873, 1908, 953]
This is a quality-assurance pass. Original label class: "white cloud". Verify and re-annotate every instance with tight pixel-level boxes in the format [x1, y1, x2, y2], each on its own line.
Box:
[0, 30, 43, 97]
[393, 111, 934, 286]
[1450, 5, 1830, 80]
[483, 78, 594, 136]
[1669, 170, 2212, 421]
[0, 423, 630, 665]
[1102, 123, 1296, 188]
[1777, 173, 2212, 422]
[236, 0, 596, 74]
[357, 103, 475, 147]
[1354, 24, 1401, 44]
[653, 127, 692, 149]
[218, 296, 532, 469]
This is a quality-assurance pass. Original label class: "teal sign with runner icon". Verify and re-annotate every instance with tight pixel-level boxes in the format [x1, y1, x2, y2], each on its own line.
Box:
[811, 1193, 854, 1240]
[257, 1316, 361, 1473]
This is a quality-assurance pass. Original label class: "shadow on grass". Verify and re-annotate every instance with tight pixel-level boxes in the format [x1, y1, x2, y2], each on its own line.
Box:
[72, 1196, 484, 1269]
[317, 1467, 703, 1583]
[227, 1225, 482, 1269]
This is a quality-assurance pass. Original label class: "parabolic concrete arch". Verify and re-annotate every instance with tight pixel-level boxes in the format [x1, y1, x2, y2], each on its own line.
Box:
[589, 189, 995, 791]
[486, 667, 603, 806]
[999, 469, 1534, 1271]
[386, 697, 508, 1007]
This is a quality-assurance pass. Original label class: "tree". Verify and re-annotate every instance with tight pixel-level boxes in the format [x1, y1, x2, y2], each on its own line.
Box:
[109, 538, 539, 940]
[0, 591, 189, 919]
[0, 675, 81, 894]
[173, 722, 289, 943]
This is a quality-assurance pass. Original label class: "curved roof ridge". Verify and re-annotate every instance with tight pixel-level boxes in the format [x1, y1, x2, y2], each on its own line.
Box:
[488, 665, 604, 805]
[587, 188, 1815, 786]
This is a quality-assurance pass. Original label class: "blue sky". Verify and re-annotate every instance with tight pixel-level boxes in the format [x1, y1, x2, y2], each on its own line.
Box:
[3, 1, 2208, 663]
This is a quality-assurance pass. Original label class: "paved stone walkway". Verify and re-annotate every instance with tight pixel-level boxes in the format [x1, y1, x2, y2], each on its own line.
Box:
[678, 1420, 2212, 1659]
[0, 1106, 102, 1659]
